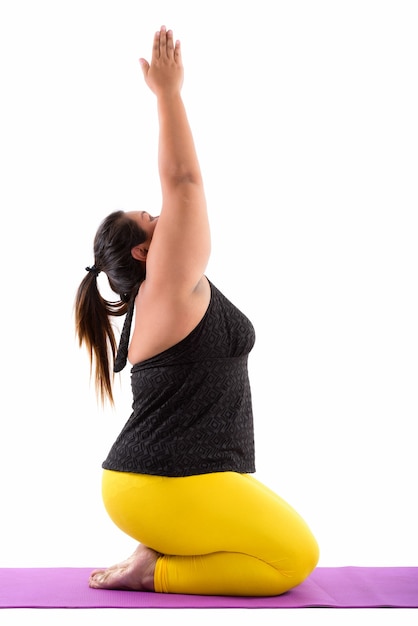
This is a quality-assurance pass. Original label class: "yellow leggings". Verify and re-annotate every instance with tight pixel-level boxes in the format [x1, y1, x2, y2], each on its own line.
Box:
[102, 469, 319, 596]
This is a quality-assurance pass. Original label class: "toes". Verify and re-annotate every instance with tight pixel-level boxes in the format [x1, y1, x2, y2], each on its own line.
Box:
[90, 568, 105, 577]
[89, 566, 129, 590]
[89, 572, 105, 588]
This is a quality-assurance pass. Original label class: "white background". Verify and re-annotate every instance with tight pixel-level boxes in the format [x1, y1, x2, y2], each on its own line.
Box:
[0, 0, 417, 622]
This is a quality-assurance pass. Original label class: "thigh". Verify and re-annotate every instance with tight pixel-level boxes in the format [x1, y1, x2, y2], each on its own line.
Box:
[102, 470, 315, 562]
[168, 472, 314, 561]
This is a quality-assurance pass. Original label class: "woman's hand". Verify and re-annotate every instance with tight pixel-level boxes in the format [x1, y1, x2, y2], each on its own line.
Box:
[139, 26, 184, 97]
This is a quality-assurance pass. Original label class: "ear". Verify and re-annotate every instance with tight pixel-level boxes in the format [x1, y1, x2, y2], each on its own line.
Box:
[131, 244, 148, 262]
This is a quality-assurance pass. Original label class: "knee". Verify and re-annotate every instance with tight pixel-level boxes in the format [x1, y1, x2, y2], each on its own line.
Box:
[270, 530, 319, 596]
[289, 532, 320, 588]
[300, 534, 320, 579]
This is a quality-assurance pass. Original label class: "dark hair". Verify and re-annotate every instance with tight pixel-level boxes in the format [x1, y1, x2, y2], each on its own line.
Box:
[75, 210, 147, 404]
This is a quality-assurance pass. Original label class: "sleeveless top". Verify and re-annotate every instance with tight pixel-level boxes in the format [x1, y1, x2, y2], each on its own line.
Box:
[102, 279, 256, 477]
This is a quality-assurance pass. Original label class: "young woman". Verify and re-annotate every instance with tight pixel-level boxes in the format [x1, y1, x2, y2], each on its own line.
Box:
[75, 26, 319, 596]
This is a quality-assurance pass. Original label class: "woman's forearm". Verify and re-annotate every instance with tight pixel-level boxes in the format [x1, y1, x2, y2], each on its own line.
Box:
[157, 92, 203, 190]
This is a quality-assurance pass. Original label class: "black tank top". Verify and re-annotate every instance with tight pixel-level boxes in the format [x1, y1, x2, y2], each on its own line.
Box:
[102, 279, 256, 477]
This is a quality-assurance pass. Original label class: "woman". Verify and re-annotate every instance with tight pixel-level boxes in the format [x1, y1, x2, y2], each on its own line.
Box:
[75, 25, 319, 596]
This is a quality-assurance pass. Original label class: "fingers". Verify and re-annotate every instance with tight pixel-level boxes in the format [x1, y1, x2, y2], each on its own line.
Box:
[154, 25, 178, 60]
[174, 38, 181, 63]
[159, 26, 171, 58]
[159, 25, 167, 56]
[152, 29, 160, 61]
[165, 28, 174, 57]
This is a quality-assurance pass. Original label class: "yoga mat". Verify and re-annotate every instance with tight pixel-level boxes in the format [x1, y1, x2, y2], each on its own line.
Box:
[0, 567, 417, 609]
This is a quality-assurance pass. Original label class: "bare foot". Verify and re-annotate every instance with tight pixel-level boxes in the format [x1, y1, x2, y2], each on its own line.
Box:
[89, 543, 161, 591]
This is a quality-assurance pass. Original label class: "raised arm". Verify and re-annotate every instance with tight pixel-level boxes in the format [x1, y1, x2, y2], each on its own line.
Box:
[139, 26, 210, 294]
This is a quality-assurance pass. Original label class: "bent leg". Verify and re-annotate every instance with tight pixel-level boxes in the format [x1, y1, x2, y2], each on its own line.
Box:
[156, 551, 310, 596]
[101, 470, 319, 596]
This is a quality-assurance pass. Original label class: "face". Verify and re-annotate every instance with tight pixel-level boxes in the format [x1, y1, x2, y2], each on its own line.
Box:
[125, 210, 159, 242]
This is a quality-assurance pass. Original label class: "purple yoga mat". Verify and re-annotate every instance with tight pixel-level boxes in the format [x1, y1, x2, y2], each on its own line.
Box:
[0, 567, 417, 609]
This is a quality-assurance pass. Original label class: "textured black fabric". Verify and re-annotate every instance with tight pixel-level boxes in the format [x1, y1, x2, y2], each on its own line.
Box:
[102, 280, 256, 477]
[113, 297, 135, 373]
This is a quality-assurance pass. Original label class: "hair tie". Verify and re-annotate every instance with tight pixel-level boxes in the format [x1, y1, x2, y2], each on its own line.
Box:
[85, 265, 101, 277]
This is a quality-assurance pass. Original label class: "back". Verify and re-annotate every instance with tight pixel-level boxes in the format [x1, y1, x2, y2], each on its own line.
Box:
[103, 280, 256, 477]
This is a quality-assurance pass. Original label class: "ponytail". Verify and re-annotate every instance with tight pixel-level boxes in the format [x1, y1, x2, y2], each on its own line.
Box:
[74, 210, 147, 405]
[75, 271, 128, 405]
